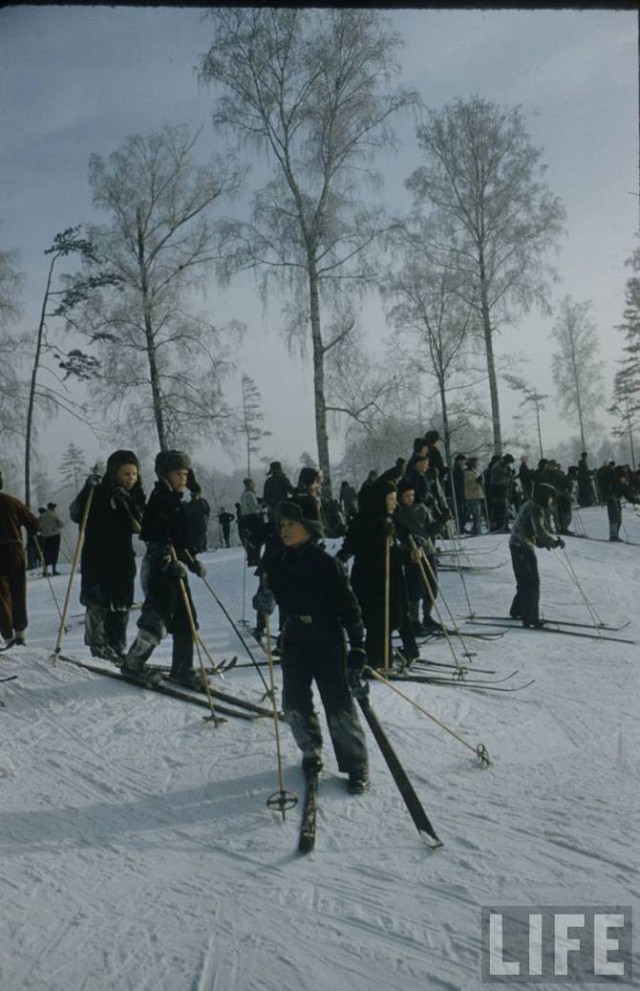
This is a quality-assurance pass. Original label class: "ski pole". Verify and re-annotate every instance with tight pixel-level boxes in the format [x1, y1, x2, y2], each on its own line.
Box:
[384, 530, 391, 673]
[553, 547, 603, 629]
[169, 547, 224, 726]
[53, 487, 95, 660]
[264, 613, 298, 821]
[185, 549, 271, 695]
[33, 534, 66, 629]
[367, 667, 491, 767]
[409, 538, 470, 670]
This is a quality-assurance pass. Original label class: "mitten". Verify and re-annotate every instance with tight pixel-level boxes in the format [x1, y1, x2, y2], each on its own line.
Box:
[253, 585, 276, 616]
[167, 560, 188, 580]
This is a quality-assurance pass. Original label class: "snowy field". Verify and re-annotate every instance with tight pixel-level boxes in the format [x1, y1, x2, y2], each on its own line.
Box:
[0, 505, 638, 990]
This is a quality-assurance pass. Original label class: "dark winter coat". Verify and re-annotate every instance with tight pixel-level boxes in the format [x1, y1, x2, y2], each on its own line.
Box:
[137, 479, 202, 632]
[71, 476, 145, 611]
[266, 540, 364, 648]
[262, 471, 295, 515]
[338, 487, 409, 631]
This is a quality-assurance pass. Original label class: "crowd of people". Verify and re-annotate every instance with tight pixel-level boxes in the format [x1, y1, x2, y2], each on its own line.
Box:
[1, 436, 638, 790]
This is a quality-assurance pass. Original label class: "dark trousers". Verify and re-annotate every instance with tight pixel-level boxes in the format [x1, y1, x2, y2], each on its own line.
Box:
[509, 544, 540, 625]
[85, 605, 129, 656]
[280, 618, 368, 773]
[42, 534, 61, 571]
[0, 544, 28, 639]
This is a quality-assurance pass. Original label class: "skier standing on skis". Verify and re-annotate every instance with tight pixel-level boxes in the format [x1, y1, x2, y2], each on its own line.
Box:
[70, 450, 146, 663]
[509, 483, 565, 628]
[0, 472, 40, 648]
[120, 450, 208, 688]
[606, 466, 639, 541]
[263, 495, 370, 794]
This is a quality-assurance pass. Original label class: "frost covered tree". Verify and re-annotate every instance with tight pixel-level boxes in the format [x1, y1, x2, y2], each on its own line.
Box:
[610, 245, 640, 466]
[551, 296, 605, 452]
[407, 97, 565, 453]
[199, 8, 416, 495]
[67, 125, 242, 451]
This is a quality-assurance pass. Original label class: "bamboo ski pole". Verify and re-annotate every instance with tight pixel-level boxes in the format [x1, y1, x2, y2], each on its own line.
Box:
[367, 668, 491, 766]
[407, 537, 467, 671]
[33, 533, 66, 628]
[384, 531, 391, 673]
[169, 547, 224, 726]
[184, 549, 271, 695]
[53, 487, 95, 659]
[553, 546, 604, 629]
[264, 613, 298, 820]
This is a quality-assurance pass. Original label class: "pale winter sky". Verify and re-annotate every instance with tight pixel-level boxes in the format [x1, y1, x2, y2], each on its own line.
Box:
[0, 5, 638, 485]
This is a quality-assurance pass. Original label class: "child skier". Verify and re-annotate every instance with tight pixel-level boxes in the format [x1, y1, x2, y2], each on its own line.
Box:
[120, 450, 207, 688]
[509, 483, 565, 627]
[263, 495, 370, 794]
[71, 450, 146, 663]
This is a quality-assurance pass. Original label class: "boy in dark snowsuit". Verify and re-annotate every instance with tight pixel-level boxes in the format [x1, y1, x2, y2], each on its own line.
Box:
[71, 450, 146, 662]
[264, 496, 370, 794]
[509, 483, 564, 627]
[394, 477, 449, 635]
[121, 450, 207, 688]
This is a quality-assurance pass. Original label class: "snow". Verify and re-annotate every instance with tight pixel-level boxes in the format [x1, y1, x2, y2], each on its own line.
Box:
[1, 506, 638, 991]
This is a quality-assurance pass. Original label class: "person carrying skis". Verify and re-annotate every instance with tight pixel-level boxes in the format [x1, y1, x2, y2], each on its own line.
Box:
[393, 477, 449, 635]
[263, 495, 370, 794]
[0, 472, 40, 648]
[70, 450, 146, 663]
[508, 483, 565, 628]
[120, 450, 208, 688]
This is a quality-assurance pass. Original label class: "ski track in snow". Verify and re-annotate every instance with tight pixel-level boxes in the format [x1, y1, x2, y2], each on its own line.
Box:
[0, 506, 638, 990]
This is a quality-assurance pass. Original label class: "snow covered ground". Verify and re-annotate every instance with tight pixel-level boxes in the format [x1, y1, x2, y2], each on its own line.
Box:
[0, 506, 638, 990]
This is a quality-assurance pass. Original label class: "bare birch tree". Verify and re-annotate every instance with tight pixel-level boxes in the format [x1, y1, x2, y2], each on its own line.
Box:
[407, 97, 565, 453]
[0, 238, 24, 454]
[68, 125, 242, 452]
[610, 245, 640, 466]
[199, 8, 416, 495]
[551, 295, 604, 452]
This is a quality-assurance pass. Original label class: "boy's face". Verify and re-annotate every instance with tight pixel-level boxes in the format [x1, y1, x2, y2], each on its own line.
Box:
[279, 518, 311, 548]
[115, 463, 138, 490]
[167, 469, 189, 492]
[399, 489, 415, 506]
[385, 491, 397, 513]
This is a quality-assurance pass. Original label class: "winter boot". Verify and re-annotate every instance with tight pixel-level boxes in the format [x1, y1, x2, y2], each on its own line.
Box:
[167, 634, 207, 690]
[347, 768, 370, 795]
[121, 629, 159, 681]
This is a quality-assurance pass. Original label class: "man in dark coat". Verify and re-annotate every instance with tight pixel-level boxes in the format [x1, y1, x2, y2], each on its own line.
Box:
[0, 475, 40, 647]
[71, 450, 146, 662]
[217, 506, 235, 548]
[262, 461, 295, 522]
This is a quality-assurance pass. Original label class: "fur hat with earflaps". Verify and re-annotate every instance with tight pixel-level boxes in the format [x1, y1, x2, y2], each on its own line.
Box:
[154, 450, 191, 479]
[275, 496, 324, 541]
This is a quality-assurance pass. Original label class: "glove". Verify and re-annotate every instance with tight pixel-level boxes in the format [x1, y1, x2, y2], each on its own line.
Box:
[167, 560, 188, 579]
[253, 585, 276, 615]
[86, 473, 101, 488]
[186, 469, 200, 494]
[191, 560, 207, 578]
[112, 485, 130, 504]
[347, 646, 367, 676]
[347, 649, 369, 700]
[555, 538, 565, 549]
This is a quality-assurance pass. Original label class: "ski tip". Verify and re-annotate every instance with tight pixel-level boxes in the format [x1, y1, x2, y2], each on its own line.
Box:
[421, 831, 444, 849]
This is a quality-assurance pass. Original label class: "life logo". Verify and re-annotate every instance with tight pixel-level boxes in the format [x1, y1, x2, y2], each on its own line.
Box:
[480, 905, 633, 983]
